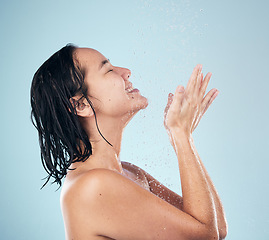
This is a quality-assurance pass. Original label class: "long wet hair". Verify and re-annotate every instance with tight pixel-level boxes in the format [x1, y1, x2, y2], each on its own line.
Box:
[31, 44, 110, 188]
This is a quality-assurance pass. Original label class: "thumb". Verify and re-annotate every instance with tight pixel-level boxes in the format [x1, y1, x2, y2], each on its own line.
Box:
[164, 93, 174, 116]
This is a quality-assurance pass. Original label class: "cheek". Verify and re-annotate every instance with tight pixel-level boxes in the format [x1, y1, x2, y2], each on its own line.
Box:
[99, 86, 130, 113]
[89, 78, 125, 100]
[103, 84, 127, 102]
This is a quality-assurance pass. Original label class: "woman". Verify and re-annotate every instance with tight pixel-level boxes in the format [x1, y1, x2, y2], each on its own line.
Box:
[31, 44, 227, 239]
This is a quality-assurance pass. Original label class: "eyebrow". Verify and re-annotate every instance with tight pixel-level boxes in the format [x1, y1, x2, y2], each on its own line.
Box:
[99, 59, 110, 70]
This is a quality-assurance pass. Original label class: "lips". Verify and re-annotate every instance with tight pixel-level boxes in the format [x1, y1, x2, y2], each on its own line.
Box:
[128, 88, 139, 93]
[125, 83, 140, 94]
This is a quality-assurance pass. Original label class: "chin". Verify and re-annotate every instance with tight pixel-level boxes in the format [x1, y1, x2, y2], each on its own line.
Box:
[122, 98, 148, 126]
[135, 95, 148, 110]
[141, 97, 149, 109]
[124, 93, 148, 115]
[126, 97, 148, 115]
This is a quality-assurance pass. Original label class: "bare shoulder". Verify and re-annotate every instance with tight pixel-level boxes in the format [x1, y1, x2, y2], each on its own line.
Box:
[61, 167, 146, 209]
[61, 169, 134, 239]
[61, 167, 211, 240]
[61, 168, 122, 203]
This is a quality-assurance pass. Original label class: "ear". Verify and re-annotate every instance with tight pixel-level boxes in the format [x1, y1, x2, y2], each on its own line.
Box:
[69, 97, 94, 118]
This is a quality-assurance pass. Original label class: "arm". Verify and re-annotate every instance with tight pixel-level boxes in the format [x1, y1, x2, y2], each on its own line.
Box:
[122, 161, 184, 210]
[193, 147, 228, 239]
[139, 156, 227, 238]
[164, 64, 227, 239]
[186, 69, 227, 238]
[144, 170, 183, 211]
[170, 130, 217, 226]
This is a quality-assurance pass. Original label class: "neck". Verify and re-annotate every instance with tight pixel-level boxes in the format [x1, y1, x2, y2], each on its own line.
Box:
[72, 112, 135, 174]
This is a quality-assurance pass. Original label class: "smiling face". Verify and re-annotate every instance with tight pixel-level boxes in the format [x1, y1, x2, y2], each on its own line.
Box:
[74, 48, 148, 119]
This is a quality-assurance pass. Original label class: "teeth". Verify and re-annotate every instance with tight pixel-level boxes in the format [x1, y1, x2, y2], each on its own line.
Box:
[125, 87, 134, 93]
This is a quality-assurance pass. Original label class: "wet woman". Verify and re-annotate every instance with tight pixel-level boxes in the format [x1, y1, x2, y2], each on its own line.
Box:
[31, 45, 227, 239]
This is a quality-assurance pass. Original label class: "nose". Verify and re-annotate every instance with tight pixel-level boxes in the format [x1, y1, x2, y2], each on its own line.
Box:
[115, 67, 131, 81]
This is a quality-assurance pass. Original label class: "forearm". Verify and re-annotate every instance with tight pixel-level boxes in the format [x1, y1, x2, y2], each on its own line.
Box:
[171, 128, 218, 229]
[192, 146, 228, 238]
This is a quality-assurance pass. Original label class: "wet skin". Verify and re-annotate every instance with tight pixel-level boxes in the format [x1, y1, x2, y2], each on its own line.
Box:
[60, 49, 227, 240]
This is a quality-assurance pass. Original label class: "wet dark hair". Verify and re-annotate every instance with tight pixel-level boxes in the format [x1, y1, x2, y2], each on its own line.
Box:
[30, 44, 111, 188]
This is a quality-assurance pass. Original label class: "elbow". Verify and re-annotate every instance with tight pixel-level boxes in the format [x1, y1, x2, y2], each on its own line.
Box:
[187, 225, 226, 240]
[219, 233, 227, 240]
[209, 225, 228, 240]
[207, 223, 227, 240]
[218, 224, 228, 239]
[209, 229, 219, 240]
[180, 225, 227, 240]
[199, 225, 219, 240]
[218, 216, 228, 239]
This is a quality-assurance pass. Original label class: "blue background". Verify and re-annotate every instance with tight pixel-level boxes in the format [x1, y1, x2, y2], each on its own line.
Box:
[1, 0, 268, 239]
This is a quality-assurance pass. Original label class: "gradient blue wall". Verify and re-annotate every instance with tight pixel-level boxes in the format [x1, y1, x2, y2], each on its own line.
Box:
[1, 0, 268, 239]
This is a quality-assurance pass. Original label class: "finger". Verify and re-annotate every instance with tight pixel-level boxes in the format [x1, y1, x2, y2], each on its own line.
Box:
[164, 93, 174, 116]
[199, 72, 212, 99]
[200, 72, 204, 85]
[186, 64, 202, 94]
[194, 70, 203, 96]
[186, 64, 201, 92]
[164, 93, 174, 128]
[193, 89, 219, 131]
[201, 89, 219, 115]
[170, 85, 185, 108]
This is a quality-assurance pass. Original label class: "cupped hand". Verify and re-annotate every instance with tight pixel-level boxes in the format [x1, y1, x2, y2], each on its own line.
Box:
[164, 64, 219, 137]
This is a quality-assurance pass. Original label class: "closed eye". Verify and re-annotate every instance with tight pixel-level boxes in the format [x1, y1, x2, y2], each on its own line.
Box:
[107, 69, 113, 73]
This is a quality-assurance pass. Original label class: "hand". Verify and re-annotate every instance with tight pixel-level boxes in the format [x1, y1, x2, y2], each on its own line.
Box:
[164, 64, 219, 138]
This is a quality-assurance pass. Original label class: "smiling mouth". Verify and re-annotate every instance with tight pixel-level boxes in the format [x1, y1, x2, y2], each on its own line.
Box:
[128, 88, 139, 93]
[125, 86, 140, 93]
